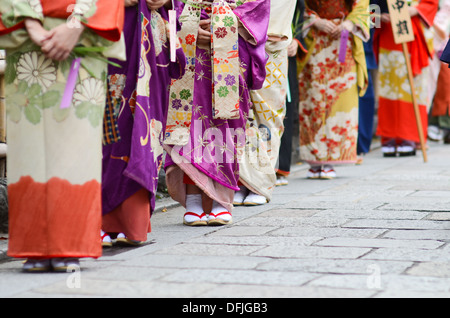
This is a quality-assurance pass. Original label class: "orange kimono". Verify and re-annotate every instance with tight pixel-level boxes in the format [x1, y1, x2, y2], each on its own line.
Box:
[1, 0, 124, 259]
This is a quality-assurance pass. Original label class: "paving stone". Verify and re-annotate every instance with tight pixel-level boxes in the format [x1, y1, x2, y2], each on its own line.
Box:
[343, 219, 450, 230]
[117, 254, 272, 270]
[308, 274, 450, 293]
[382, 202, 450, 212]
[406, 262, 450, 278]
[426, 212, 450, 221]
[203, 226, 278, 236]
[33, 279, 217, 297]
[362, 247, 450, 263]
[383, 229, 450, 240]
[236, 216, 349, 228]
[269, 226, 386, 238]
[314, 237, 444, 249]
[188, 235, 322, 247]
[250, 246, 371, 259]
[313, 209, 428, 220]
[256, 258, 413, 275]
[202, 284, 377, 298]
[162, 268, 320, 287]
[154, 243, 263, 257]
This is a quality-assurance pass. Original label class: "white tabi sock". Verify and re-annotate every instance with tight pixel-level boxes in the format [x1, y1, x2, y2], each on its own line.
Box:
[211, 200, 227, 215]
[185, 194, 203, 215]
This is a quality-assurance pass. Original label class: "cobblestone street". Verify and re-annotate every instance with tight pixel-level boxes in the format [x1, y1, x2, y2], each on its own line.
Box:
[1, 142, 450, 298]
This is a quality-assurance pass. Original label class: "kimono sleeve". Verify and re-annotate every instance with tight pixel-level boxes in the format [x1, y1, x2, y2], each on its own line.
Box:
[0, 0, 124, 42]
[416, 0, 439, 28]
[232, 0, 270, 90]
[233, 0, 270, 47]
[77, 0, 124, 42]
[0, 0, 43, 35]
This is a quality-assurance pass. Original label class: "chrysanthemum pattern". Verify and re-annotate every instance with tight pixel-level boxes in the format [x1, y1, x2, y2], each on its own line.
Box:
[72, 78, 106, 127]
[16, 51, 56, 92]
[73, 77, 105, 106]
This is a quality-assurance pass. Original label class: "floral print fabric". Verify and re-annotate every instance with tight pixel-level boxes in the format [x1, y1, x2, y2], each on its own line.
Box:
[165, 0, 240, 146]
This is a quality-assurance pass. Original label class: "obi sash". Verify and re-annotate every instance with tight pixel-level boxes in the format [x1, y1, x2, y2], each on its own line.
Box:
[164, 0, 240, 146]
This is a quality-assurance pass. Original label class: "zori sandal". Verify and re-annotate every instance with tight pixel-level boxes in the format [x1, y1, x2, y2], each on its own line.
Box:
[207, 211, 233, 226]
[51, 258, 80, 272]
[22, 259, 51, 272]
[183, 212, 208, 226]
[101, 230, 113, 247]
[115, 233, 144, 246]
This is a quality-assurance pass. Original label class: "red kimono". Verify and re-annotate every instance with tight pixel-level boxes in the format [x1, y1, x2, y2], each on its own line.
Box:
[373, 0, 439, 146]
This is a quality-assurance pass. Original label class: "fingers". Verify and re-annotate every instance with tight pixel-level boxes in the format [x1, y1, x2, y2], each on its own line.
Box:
[314, 19, 336, 34]
[40, 25, 84, 61]
[287, 40, 298, 57]
[197, 28, 211, 41]
[41, 38, 71, 61]
[24, 19, 51, 47]
[380, 13, 390, 23]
[199, 19, 211, 29]
[197, 26, 211, 46]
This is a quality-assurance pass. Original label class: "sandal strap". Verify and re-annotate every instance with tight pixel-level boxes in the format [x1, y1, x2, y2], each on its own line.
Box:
[210, 211, 231, 217]
[184, 212, 206, 218]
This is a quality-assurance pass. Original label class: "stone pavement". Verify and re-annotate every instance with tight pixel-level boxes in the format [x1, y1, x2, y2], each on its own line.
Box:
[0, 142, 450, 298]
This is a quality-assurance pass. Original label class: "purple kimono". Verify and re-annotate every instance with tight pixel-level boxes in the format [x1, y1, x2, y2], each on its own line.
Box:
[102, 1, 185, 223]
[164, 0, 270, 212]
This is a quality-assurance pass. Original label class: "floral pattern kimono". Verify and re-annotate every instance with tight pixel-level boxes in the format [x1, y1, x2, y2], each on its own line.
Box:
[298, 0, 369, 165]
[0, 0, 124, 259]
[163, 0, 270, 213]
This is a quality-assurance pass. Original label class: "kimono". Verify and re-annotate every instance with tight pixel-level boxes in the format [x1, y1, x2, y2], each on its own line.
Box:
[428, 1, 450, 136]
[163, 0, 270, 213]
[101, 1, 185, 242]
[373, 0, 439, 146]
[441, 39, 450, 65]
[277, 0, 308, 177]
[238, 0, 298, 201]
[298, 0, 370, 165]
[1, 0, 124, 259]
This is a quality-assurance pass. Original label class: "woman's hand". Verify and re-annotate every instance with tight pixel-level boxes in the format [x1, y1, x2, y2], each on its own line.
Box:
[197, 19, 211, 46]
[380, 13, 390, 23]
[287, 40, 298, 57]
[313, 18, 337, 34]
[125, 0, 138, 7]
[408, 6, 419, 17]
[41, 23, 85, 61]
[330, 20, 353, 39]
[146, 0, 171, 10]
[24, 18, 51, 47]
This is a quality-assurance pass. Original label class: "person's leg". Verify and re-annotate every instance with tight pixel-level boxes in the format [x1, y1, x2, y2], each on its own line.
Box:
[183, 177, 207, 226]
